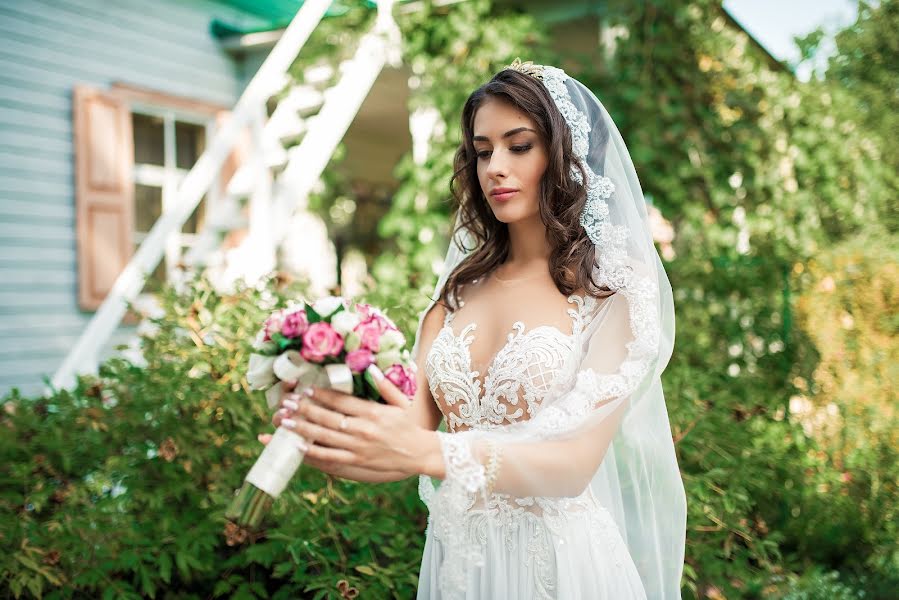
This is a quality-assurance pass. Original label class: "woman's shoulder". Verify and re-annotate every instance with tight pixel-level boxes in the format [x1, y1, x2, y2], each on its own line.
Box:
[418, 300, 450, 343]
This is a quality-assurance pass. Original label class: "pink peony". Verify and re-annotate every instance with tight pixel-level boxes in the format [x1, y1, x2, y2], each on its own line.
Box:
[345, 349, 375, 374]
[281, 310, 309, 338]
[354, 318, 384, 353]
[385, 364, 416, 398]
[300, 322, 344, 363]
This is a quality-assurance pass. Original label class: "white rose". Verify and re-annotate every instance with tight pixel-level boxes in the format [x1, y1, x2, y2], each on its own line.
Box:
[331, 311, 362, 336]
[246, 353, 277, 390]
[272, 350, 319, 385]
[378, 329, 406, 352]
[376, 349, 403, 371]
[345, 331, 362, 352]
[312, 296, 344, 318]
[251, 329, 276, 353]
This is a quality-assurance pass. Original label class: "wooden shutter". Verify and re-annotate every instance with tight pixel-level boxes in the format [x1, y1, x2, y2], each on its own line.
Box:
[73, 85, 134, 310]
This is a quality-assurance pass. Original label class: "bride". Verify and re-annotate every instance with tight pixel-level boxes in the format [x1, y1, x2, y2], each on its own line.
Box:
[263, 60, 687, 599]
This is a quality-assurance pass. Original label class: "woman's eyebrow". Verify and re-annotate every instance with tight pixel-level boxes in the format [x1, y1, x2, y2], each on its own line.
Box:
[472, 127, 536, 142]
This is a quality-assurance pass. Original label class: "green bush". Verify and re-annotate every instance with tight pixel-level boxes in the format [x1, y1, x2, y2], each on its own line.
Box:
[1, 277, 426, 599]
[780, 569, 866, 600]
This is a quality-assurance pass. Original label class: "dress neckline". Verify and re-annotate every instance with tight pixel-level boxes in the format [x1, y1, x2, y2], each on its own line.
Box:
[440, 292, 584, 382]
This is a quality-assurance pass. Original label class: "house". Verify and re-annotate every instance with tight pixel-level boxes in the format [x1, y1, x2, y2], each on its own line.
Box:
[0, 0, 412, 396]
[0, 0, 775, 397]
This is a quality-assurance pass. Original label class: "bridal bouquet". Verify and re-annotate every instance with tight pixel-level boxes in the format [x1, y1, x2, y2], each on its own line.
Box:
[225, 296, 416, 535]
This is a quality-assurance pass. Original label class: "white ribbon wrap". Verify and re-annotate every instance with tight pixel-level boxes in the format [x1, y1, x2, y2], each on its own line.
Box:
[246, 363, 354, 498]
[264, 353, 354, 408]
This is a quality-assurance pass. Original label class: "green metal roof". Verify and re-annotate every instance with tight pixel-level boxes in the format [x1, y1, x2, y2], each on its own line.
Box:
[212, 0, 391, 38]
[217, 0, 329, 22]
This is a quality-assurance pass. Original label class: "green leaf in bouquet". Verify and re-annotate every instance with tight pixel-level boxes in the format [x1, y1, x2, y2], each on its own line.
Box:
[305, 305, 322, 323]
[352, 373, 365, 398]
[329, 303, 346, 318]
[363, 369, 383, 403]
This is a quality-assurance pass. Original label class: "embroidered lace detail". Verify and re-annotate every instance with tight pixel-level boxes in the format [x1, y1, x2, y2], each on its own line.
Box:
[431, 432, 487, 598]
[542, 66, 633, 289]
[438, 431, 486, 495]
[425, 294, 597, 433]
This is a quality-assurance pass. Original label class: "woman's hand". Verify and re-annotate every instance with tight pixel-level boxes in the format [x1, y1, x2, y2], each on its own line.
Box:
[256, 380, 405, 483]
[257, 432, 409, 483]
[274, 365, 441, 479]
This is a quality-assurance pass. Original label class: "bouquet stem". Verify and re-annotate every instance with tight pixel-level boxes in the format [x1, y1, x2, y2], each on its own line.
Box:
[225, 481, 274, 531]
[225, 426, 308, 532]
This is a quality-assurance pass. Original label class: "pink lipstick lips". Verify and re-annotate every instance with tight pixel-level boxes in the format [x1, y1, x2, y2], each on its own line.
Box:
[490, 187, 518, 201]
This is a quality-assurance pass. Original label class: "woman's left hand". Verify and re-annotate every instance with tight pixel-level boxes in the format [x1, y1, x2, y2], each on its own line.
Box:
[280, 365, 437, 478]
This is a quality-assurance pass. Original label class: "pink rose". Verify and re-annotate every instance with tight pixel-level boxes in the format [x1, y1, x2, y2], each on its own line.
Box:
[281, 310, 309, 338]
[300, 322, 344, 363]
[354, 319, 384, 352]
[354, 304, 398, 333]
[385, 364, 416, 398]
[372, 313, 398, 333]
[355, 303, 374, 320]
[263, 311, 284, 341]
[345, 349, 375, 374]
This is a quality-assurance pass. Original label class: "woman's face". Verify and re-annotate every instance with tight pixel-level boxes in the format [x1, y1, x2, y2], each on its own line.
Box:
[472, 97, 549, 225]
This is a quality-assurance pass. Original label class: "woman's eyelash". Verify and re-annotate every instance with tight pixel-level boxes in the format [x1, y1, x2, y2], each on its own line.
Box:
[475, 144, 532, 159]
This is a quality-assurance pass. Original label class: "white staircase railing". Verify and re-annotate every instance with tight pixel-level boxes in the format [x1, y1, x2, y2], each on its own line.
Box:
[51, 0, 345, 390]
[185, 3, 402, 291]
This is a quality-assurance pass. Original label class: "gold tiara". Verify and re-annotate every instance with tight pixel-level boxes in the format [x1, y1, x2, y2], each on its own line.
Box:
[503, 57, 545, 80]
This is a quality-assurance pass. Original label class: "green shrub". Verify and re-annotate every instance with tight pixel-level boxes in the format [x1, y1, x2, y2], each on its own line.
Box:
[1, 276, 426, 599]
[780, 569, 866, 600]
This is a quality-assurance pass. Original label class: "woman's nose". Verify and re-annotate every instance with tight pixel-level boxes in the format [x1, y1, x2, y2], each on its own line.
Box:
[486, 150, 509, 179]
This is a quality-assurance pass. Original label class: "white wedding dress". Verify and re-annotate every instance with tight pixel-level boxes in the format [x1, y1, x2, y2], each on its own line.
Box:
[414, 276, 648, 599]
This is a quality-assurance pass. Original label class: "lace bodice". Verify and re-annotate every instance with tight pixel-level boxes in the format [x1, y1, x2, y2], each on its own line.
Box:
[425, 288, 597, 433]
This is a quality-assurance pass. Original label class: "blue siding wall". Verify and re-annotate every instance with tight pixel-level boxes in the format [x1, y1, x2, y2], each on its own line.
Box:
[0, 0, 267, 396]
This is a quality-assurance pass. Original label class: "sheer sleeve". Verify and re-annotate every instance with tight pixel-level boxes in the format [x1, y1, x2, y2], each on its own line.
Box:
[450, 292, 636, 499]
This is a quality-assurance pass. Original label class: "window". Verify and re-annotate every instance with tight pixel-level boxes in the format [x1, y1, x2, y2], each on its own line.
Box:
[131, 109, 212, 292]
[73, 83, 234, 310]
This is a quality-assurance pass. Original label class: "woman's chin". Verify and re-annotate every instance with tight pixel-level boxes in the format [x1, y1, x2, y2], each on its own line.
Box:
[490, 205, 534, 224]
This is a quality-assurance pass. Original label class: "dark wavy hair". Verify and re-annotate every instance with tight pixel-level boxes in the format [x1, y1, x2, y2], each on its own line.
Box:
[438, 68, 612, 311]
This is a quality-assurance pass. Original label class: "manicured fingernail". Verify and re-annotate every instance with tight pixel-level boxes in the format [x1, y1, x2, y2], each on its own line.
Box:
[282, 418, 297, 429]
[367, 364, 384, 380]
[286, 392, 301, 402]
[302, 386, 314, 398]
[296, 440, 309, 452]
[282, 399, 299, 411]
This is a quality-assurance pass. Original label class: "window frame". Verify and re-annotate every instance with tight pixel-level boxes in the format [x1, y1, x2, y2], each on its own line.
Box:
[129, 104, 218, 286]
[108, 83, 231, 295]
